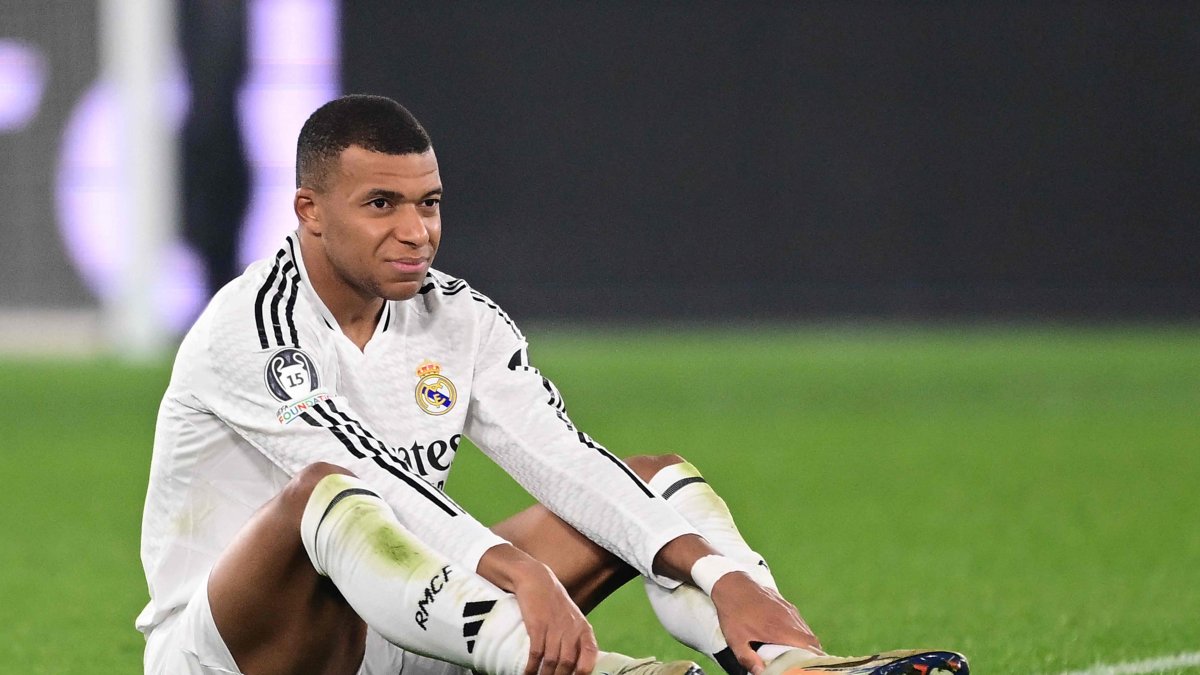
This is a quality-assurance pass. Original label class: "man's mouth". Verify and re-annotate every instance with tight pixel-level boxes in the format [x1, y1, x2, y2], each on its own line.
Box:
[387, 257, 429, 275]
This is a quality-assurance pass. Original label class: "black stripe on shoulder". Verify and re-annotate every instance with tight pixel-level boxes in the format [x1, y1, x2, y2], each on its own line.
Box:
[286, 236, 303, 282]
[269, 261, 296, 347]
[254, 250, 287, 349]
[419, 273, 468, 296]
[283, 263, 301, 347]
[417, 271, 438, 295]
[506, 349, 564, 412]
[440, 277, 469, 296]
[469, 289, 522, 340]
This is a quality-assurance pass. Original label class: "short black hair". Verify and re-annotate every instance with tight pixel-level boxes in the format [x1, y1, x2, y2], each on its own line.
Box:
[295, 94, 432, 191]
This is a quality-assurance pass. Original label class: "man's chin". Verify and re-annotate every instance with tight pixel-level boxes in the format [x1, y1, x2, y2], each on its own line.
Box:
[380, 279, 425, 302]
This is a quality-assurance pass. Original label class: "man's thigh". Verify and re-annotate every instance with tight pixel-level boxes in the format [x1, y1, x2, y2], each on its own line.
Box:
[206, 463, 367, 674]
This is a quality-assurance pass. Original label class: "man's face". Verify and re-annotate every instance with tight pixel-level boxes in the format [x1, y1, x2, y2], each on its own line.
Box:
[300, 145, 442, 302]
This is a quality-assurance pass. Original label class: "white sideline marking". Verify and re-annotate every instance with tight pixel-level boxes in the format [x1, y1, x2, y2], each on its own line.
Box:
[1054, 651, 1200, 675]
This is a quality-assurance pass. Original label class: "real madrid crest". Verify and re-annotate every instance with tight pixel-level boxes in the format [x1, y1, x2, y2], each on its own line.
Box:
[415, 360, 456, 415]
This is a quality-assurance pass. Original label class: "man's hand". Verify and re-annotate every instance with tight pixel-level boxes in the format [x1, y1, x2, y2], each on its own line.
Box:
[478, 544, 599, 675]
[651, 535, 824, 675]
[710, 572, 823, 675]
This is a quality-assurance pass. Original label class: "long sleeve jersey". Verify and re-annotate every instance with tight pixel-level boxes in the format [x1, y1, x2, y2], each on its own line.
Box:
[136, 232, 697, 634]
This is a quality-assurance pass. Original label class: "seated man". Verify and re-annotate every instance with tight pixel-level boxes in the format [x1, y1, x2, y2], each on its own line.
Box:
[137, 94, 969, 675]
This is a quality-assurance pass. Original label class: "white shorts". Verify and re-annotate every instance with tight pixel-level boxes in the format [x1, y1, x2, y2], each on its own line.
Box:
[144, 580, 470, 675]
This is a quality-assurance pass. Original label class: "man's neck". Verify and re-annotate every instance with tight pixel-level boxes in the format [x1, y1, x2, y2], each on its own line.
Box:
[298, 233, 382, 351]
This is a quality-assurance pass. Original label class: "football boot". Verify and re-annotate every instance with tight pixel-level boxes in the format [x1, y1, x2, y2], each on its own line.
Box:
[761, 649, 968, 675]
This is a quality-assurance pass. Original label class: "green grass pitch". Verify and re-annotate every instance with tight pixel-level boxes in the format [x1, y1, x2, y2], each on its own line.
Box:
[1, 325, 1197, 673]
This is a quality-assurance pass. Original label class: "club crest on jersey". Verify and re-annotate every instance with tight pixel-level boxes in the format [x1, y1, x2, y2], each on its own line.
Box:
[415, 360, 456, 416]
[265, 348, 320, 402]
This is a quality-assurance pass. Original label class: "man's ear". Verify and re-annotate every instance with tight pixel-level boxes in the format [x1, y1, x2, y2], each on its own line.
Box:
[295, 188, 322, 235]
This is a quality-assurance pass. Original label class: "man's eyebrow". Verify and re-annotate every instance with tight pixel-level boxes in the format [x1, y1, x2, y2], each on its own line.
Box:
[363, 188, 402, 202]
[362, 187, 443, 201]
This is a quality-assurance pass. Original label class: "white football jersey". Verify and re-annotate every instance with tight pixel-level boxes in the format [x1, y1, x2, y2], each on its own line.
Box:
[137, 232, 696, 634]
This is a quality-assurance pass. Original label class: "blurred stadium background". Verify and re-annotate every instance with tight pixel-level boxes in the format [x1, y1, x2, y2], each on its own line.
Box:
[1, 2, 1197, 673]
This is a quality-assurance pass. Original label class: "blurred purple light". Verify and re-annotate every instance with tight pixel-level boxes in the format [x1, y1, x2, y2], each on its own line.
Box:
[53, 0, 339, 332]
[238, 0, 340, 267]
[0, 40, 47, 132]
[55, 71, 206, 331]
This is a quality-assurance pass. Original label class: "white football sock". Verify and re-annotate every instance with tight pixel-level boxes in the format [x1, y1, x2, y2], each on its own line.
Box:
[644, 462, 783, 671]
[300, 473, 663, 675]
[301, 473, 529, 675]
[646, 462, 776, 580]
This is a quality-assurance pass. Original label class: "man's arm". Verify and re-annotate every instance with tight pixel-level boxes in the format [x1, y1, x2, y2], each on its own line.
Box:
[463, 317, 699, 587]
[460, 302, 701, 673]
[465, 296, 818, 674]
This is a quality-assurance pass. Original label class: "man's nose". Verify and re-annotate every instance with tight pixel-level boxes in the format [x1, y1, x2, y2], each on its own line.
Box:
[392, 205, 430, 246]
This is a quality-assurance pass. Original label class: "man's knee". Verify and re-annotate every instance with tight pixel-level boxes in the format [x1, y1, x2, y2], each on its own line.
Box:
[625, 453, 686, 483]
[280, 462, 357, 514]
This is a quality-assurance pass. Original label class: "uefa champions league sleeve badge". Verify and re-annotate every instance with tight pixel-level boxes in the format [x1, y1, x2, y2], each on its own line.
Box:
[266, 348, 330, 424]
[415, 359, 457, 416]
[265, 348, 321, 402]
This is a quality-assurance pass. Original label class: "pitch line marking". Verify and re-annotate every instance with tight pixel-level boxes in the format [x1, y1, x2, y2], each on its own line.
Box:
[1053, 650, 1200, 675]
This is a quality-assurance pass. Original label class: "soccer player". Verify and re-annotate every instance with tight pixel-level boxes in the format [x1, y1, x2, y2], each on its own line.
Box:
[137, 94, 969, 675]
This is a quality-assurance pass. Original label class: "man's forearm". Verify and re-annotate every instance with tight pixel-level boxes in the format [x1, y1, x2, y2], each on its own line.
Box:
[476, 542, 552, 592]
[650, 533, 724, 585]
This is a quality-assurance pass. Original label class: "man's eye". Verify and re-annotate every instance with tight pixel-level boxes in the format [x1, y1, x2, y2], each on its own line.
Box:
[422, 198, 440, 208]
[369, 198, 389, 208]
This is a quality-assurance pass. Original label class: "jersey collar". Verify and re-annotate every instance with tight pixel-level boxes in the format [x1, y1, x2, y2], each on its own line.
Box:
[284, 232, 339, 332]
[284, 231, 396, 336]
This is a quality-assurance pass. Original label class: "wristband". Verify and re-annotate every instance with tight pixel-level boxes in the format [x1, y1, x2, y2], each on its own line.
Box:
[690, 554, 749, 595]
